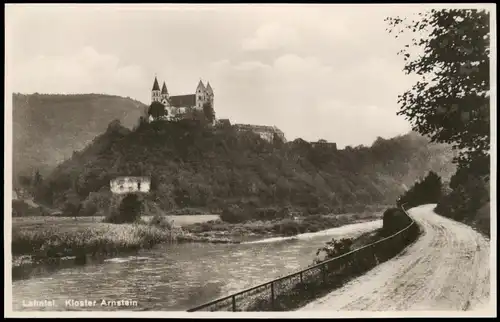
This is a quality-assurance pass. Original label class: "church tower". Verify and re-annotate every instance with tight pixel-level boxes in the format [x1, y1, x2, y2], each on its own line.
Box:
[151, 76, 161, 103]
[195, 79, 206, 109]
[206, 82, 214, 108]
[161, 82, 169, 101]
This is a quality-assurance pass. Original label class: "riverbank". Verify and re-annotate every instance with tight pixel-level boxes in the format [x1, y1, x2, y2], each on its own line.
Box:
[11, 221, 179, 266]
[181, 211, 382, 243]
[11, 210, 381, 268]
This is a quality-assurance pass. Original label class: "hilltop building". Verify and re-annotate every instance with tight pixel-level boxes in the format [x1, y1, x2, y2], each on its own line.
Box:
[146, 75, 286, 143]
[233, 123, 286, 143]
[110, 176, 151, 194]
[311, 139, 337, 150]
[148, 76, 214, 122]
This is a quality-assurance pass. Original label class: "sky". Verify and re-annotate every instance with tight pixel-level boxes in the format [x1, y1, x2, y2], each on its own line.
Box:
[5, 4, 436, 148]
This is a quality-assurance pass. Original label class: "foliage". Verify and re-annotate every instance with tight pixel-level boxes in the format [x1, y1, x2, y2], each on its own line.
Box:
[184, 211, 380, 241]
[278, 219, 301, 236]
[149, 214, 174, 230]
[386, 9, 491, 236]
[62, 192, 83, 217]
[148, 101, 166, 121]
[104, 193, 143, 224]
[12, 221, 177, 259]
[37, 120, 456, 220]
[12, 200, 50, 217]
[386, 9, 490, 169]
[435, 171, 490, 236]
[313, 238, 353, 264]
[220, 205, 252, 223]
[12, 94, 147, 178]
[397, 171, 443, 208]
[202, 101, 216, 124]
[381, 208, 412, 237]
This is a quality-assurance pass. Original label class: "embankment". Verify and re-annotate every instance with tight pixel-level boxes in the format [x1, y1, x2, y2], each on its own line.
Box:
[187, 206, 420, 312]
[299, 204, 491, 311]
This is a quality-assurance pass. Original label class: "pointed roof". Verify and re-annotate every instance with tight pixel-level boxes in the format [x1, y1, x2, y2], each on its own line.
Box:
[152, 76, 160, 91]
[206, 82, 213, 93]
[196, 79, 205, 90]
[161, 82, 168, 94]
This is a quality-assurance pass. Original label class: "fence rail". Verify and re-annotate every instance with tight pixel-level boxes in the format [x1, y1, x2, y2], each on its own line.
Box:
[187, 205, 419, 312]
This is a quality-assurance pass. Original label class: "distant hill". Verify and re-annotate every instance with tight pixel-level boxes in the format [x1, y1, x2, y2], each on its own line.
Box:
[12, 93, 148, 182]
[34, 120, 457, 215]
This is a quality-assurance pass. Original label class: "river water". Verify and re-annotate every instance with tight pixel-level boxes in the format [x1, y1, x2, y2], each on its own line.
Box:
[12, 220, 382, 311]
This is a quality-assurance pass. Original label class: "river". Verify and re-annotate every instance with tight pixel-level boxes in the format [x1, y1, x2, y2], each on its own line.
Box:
[12, 220, 382, 311]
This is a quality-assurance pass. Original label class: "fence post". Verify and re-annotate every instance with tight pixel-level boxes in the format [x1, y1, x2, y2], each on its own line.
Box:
[322, 263, 327, 284]
[232, 295, 236, 312]
[300, 271, 303, 284]
[270, 282, 275, 310]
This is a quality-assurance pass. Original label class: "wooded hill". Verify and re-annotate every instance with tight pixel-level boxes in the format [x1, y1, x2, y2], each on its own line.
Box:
[33, 118, 457, 216]
[12, 93, 147, 181]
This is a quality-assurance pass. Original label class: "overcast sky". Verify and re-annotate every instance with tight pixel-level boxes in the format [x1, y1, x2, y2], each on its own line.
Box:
[6, 4, 440, 148]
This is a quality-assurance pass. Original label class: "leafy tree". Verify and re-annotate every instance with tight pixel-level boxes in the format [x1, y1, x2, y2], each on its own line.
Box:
[18, 174, 32, 187]
[386, 9, 490, 172]
[33, 170, 42, 186]
[397, 171, 443, 208]
[105, 193, 143, 224]
[386, 9, 491, 236]
[382, 207, 412, 237]
[148, 101, 166, 121]
[313, 238, 353, 264]
[220, 204, 251, 223]
[63, 192, 82, 218]
[202, 101, 216, 124]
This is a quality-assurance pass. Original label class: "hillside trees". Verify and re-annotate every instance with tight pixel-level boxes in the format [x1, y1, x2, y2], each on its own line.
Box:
[397, 171, 443, 208]
[148, 101, 166, 121]
[203, 101, 216, 124]
[104, 193, 143, 224]
[386, 9, 491, 235]
[37, 118, 456, 219]
[12, 94, 147, 177]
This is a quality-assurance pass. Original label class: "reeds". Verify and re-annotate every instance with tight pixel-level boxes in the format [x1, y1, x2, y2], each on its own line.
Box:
[12, 222, 177, 260]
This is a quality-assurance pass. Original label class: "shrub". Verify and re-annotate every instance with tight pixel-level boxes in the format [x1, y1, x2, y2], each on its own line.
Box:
[149, 214, 174, 230]
[220, 205, 251, 223]
[397, 171, 443, 208]
[255, 207, 290, 221]
[80, 200, 99, 217]
[313, 238, 353, 264]
[12, 200, 50, 217]
[381, 208, 411, 237]
[104, 193, 143, 224]
[279, 219, 301, 236]
[63, 200, 82, 217]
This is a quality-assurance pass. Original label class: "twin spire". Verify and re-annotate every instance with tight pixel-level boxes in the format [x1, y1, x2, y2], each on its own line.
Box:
[152, 76, 169, 94]
[152, 76, 160, 91]
[152, 75, 212, 94]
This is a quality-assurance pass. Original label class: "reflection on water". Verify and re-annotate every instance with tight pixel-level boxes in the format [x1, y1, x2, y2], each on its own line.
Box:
[12, 220, 381, 311]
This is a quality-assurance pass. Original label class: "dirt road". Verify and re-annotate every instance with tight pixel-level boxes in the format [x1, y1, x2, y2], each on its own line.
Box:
[299, 204, 491, 311]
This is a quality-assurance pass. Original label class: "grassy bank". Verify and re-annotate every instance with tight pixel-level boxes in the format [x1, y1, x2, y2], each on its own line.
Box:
[12, 213, 220, 228]
[11, 209, 382, 266]
[182, 211, 382, 243]
[11, 220, 180, 266]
